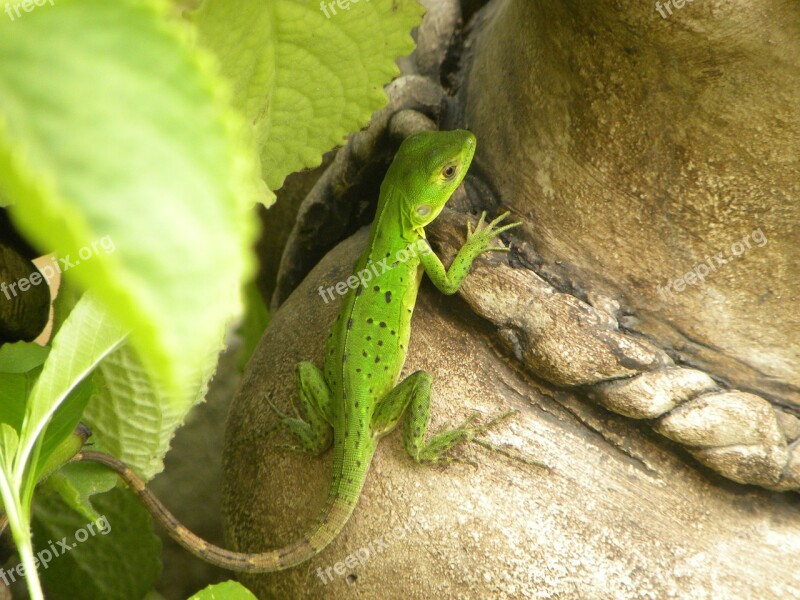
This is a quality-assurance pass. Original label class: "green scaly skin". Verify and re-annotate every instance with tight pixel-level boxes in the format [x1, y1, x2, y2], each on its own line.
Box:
[77, 129, 520, 573]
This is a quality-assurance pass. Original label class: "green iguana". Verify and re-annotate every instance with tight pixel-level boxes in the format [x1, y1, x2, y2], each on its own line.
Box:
[78, 129, 521, 572]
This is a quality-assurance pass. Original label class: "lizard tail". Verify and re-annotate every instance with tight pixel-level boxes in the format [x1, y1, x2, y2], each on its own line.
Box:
[74, 450, 361, 572]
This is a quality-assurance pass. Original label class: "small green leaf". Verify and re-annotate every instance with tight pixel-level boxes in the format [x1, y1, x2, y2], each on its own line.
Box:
[41, 462, 117, 524]
[0, 371, 32, 430]
[33, 378, 94, 483]
[0, 423, 19, 473]
[189, 581, 258, 600]
[0, 345, 45, 435]
[0, 342, 49, 374]
[50, 277, 81, 340]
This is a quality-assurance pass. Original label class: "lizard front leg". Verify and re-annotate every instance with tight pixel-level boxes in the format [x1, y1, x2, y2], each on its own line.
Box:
[266, 361, 333, 455]
[419, 212, 520, 295]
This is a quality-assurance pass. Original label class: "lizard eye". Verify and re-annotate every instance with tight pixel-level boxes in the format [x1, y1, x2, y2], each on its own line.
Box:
[441, 164, 457, 180]
[416, 205, 431, 217]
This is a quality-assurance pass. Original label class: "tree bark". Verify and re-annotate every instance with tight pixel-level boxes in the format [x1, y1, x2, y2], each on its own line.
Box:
[463, 0, 799, 405]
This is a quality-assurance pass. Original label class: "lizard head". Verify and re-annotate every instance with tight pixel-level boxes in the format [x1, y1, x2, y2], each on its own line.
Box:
[386, 129, 476, 236]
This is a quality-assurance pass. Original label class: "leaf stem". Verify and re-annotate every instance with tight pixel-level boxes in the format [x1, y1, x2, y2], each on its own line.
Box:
[0, 478, 44, 600]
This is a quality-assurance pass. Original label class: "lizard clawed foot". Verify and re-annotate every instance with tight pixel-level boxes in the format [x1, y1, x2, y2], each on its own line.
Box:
[263, 393, 330, 455]
[470, 437, 550, 470]
[264, 395, 307, 452]
[272, 442, 313, 454]
[469, 410, 550, 470]
[264, 392, 300, 422]
[465, 211, 522, 256]
[263, 393, 292, 439]
[474, 409, 518, 432]
[436, 455, 480, 468]
[413, 410, 522, 467]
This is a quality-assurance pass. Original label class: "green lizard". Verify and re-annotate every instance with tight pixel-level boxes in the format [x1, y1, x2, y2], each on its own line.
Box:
[78, 128, 520, 572]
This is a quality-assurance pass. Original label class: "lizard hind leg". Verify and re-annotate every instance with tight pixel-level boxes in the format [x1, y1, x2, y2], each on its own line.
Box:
[370, 370, 511, 466]
[266, 361, 333, 456]
[370, 371, 432, 439]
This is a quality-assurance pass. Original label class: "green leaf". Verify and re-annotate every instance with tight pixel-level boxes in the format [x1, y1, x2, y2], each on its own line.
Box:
[33, 378, 94, 483]
[15, 292, 125, 485]
[0, 342, 49, 374]
[84, 343, 208, 480]
[0, 0, 259, 397]
[0, 371, 32, 430]
[0, 344, 92, 482]
[189, 581, 258, 600]
[50, 277, 81, 340]
[32, 486, 161, 600]
[0, 343, 46, 433]
[41, 462, 118, 524]
[0, 423, 19, 473]
[193, 0, 424, 191]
